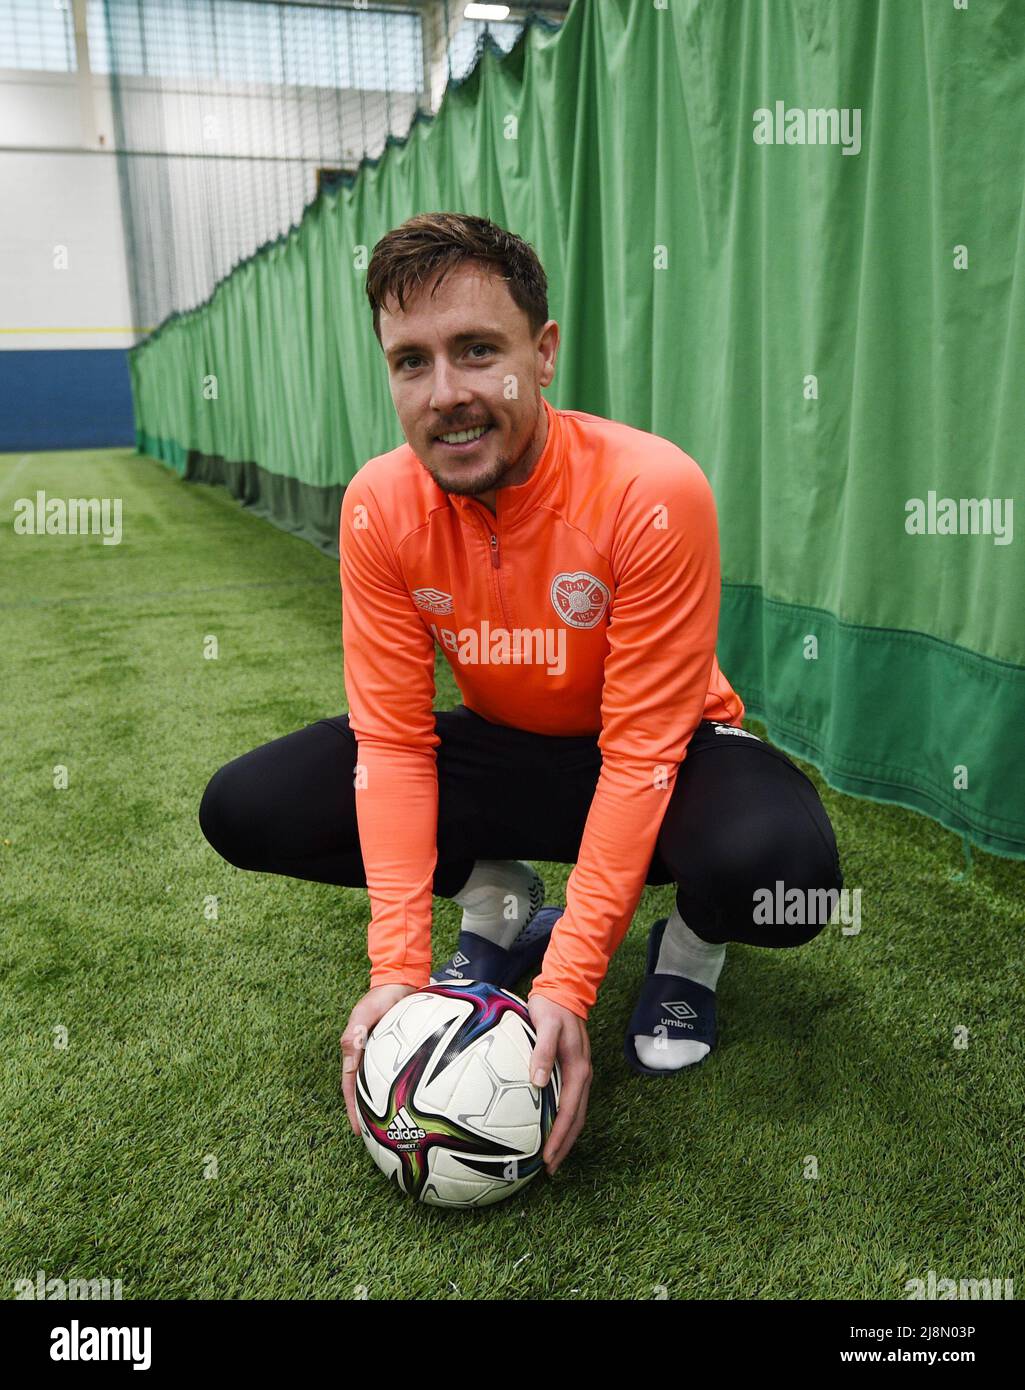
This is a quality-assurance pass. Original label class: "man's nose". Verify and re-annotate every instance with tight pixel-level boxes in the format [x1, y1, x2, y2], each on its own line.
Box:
[429, 360, 473, 412]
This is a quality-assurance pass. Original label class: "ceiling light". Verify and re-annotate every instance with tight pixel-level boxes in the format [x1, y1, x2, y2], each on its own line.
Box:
[464, 4, 512, 20]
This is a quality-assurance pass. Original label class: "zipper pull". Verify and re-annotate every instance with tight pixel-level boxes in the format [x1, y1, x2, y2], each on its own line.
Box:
[490, 532, 500, 568]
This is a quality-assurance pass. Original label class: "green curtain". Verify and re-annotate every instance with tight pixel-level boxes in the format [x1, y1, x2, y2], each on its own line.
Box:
[129, 0, 1025, 859]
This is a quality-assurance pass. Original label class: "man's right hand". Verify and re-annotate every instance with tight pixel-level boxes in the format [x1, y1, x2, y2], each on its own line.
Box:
[340, 983, 419, 1135]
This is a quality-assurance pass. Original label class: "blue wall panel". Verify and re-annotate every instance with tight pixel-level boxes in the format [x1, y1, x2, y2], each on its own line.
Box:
[0, 349, 135, 451]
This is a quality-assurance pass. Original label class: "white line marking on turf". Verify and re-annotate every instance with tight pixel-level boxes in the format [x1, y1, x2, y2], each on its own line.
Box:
[0, 455, 32, 501]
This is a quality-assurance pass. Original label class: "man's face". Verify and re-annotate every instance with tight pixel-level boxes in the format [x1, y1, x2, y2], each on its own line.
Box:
[379, 260, 558, 500]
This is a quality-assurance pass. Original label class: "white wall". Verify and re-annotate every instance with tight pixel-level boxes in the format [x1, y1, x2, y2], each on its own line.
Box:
[0, 0, 565, 350]
[0, 2, 419, 347]
[0, 65, 134, 350]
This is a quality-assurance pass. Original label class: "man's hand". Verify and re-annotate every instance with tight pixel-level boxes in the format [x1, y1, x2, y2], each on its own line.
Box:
[340, 983, 418, 1135]
[527, 994, 592, 1176]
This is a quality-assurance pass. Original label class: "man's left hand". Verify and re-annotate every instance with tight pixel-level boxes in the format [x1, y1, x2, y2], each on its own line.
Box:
[526, 994, 592, 1176]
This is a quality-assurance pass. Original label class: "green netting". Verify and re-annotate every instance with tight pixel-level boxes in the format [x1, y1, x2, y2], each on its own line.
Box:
[129, 0, 1025, 858]
[98, 0, 564, 329]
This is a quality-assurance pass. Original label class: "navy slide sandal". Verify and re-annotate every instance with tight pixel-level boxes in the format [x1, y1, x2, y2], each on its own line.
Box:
[623, 918, 717, 1077]
[430, 906, 565, 990]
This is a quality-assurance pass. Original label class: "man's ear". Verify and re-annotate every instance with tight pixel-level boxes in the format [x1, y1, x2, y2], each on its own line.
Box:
[538, 320, 559, 386]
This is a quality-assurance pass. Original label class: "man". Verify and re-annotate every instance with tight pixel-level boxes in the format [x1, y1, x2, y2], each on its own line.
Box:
[199, 212, 843, 1177]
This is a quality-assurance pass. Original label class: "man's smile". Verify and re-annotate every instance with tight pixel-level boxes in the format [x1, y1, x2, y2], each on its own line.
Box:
[433, 423, 496, 452]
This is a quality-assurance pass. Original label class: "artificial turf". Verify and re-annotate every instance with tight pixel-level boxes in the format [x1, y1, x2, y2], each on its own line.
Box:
[2, 447, 1022, 1301]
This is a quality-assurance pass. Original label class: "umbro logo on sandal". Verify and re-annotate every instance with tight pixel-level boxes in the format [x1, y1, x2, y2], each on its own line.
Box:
[661, 1000, 698, 1021]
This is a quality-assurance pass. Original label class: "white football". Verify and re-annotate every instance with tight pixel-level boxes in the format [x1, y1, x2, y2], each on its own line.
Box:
[355, 981, 561, 1207]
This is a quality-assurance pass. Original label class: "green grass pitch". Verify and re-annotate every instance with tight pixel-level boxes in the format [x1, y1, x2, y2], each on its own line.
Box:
[2, 448, 1022, 1300]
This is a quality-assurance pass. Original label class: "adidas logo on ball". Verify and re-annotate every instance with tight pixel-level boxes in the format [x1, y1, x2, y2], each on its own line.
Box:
[386, 1107, 427, 1150]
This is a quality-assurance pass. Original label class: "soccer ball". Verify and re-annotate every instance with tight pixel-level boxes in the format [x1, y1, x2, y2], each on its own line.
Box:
[355, 981, 561, 1207]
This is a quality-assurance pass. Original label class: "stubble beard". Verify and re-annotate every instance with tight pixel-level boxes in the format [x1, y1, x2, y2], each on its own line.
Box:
[425, 446, 513, 499]
[421, 400, 540, 499]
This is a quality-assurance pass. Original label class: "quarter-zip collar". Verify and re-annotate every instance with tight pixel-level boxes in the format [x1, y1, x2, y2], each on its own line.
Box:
[451, 395, 563, 528]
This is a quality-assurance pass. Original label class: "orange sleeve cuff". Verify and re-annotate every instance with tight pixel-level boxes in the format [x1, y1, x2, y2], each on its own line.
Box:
[369, 966, 431, 992]
[527, 981, 591, 1023]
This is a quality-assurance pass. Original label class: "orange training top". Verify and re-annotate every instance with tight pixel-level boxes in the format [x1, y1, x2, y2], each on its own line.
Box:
[338, 396, 744, 1020]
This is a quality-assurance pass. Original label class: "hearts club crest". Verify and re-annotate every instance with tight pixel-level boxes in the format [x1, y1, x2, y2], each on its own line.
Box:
[549, 571, 611, 629]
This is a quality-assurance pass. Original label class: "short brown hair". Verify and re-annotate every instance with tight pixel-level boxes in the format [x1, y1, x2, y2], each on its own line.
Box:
[365, 212, 549, 344]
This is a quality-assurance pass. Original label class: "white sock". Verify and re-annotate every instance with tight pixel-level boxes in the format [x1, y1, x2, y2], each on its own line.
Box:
[634, 906, 726, 1071]
[452, 860, 544, 949]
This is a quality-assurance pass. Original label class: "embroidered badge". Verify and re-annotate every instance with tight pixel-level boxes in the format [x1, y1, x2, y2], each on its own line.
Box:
[550, 571, 611, 629]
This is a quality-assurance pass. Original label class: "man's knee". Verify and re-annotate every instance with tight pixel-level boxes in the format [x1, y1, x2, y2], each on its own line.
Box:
[749, 861, 843, 946]
[199, 763, 263, 870]
[677, 820, 843, 947]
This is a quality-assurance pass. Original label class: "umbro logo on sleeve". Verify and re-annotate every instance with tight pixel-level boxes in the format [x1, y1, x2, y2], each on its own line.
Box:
[411, 586, 454, 615]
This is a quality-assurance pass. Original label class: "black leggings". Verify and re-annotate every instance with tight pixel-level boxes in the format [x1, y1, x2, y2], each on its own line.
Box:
[198, 707, 843, 949]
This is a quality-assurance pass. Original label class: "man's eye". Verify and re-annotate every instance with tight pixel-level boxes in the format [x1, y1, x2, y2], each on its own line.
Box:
[398, 347, 491, 369]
